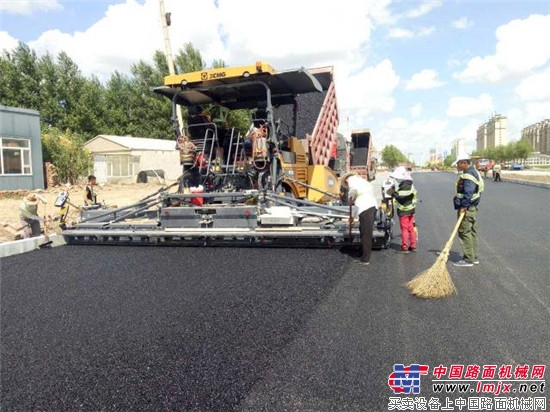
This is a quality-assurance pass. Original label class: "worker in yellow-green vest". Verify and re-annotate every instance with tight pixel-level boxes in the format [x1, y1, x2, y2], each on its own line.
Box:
[389, 166, 418, 253]
[452, 154, 484, 267]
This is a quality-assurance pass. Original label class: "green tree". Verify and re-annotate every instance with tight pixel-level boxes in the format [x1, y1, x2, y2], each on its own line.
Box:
[495, 145, 508, 162]
[212, 59, 226, 69]
[54, 52, 88, 132]
[0, 48, 19, 106]
[102, 71, 135, 135]
[127, 54, 173, 139]
[381, 145, 408, 169]
[174, 43, 206, 73]
[42, 128, 93, 184]
[35, 53, 66, 128]
[1, 41, 253, 145]
[514, 139, 532, 162]
[444, 154, 455, 167]
[0, 43, 40, 109]
[70, 75, 106, 139]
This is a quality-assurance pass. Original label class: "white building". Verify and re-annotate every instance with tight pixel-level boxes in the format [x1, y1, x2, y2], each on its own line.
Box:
[84, 135, 180, 183]
[477, 114, 507, 150]
[523, 153, 550, 167]
[522, 119, 550, 155]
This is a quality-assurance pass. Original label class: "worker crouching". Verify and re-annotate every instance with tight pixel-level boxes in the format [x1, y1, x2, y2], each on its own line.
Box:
[20, 193, 46, 238]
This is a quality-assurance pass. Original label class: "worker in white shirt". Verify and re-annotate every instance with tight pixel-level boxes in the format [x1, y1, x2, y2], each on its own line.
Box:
[341, 172, 378, 265]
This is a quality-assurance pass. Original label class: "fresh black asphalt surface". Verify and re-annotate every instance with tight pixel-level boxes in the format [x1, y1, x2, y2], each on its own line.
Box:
[1, 172, 549, 411]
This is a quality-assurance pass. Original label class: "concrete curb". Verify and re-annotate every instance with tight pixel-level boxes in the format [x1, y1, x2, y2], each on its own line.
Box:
[496, 178, 550, 189]
[0, 234, 66, 258]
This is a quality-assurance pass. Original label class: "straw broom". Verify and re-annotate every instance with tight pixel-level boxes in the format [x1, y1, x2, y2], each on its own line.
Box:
[406, 212, 465, 299]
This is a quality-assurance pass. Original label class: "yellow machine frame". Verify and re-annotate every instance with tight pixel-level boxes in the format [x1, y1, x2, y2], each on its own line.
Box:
[164, 62, 277, 87]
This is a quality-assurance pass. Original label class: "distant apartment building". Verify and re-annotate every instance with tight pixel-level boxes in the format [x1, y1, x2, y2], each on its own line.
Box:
[477, 114, 507, 151]
[428, 148, 442, 164]
[476, 124, 487, 152]
[522, 119, 550, 155]
[451, 138, 466, 158]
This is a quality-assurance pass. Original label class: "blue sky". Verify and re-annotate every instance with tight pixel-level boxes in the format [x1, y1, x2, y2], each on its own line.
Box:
[1, 0, 549, 164]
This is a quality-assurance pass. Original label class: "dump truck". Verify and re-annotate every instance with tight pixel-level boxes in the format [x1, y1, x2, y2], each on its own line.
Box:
[61, 62, 388, 248]
[349, 129, 377, 181]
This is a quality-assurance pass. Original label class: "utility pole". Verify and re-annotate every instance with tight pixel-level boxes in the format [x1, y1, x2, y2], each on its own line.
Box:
[159, 0, 184, 133]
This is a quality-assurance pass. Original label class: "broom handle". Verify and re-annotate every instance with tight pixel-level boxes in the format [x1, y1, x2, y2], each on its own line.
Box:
[441, 212, 466, 254]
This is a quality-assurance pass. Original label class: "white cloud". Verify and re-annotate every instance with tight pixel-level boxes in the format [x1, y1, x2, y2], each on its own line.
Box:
[376, 117, 449, 162]
[515, 69, 550, 102]
[454, 14, 550, 83]
[452, 17, 473, 29]
[16, 0, 402, 144]
[27, 0, 222, 81]
[24, 0, 383, 82]
[387, 26, 434, 40]
[411, 103, 423, 117]
[455, 119, 484, 153]
[405, 69, 445, 90]
[337, 59, 400, 122]
[402, 0, 443, 19]
[447, 58, 462, 68]
[386, 117, 409, 130]
[447, 93, 494, 118]
[216, 0, 374, 68]
[365, 0, 395, 26]
[418, 26, 435, 37]
[524, 102, 550, 124]
[387, 28, 414, 39]
[0, 0, 62, 14]
[0, 31, 19, 53]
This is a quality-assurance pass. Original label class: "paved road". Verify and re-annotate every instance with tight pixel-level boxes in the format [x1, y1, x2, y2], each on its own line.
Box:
[1, 172, 549, 411]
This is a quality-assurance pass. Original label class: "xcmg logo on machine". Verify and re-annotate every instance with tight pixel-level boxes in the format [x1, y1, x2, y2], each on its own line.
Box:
[201, 71, 226, 80]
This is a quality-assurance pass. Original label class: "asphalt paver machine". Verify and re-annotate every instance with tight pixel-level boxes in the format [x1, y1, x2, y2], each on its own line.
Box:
[62, 62, 389, 248]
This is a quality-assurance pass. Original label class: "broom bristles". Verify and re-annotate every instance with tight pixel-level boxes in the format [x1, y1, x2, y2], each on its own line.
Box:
[407, 251, 457, 299]
[407, 213, 465, 299]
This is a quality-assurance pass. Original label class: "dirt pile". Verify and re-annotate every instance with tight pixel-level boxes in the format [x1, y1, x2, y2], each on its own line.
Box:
[0, 182, 173, 243]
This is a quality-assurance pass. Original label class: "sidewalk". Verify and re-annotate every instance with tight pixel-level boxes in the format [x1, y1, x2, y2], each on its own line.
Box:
[0, 234, 66, 258]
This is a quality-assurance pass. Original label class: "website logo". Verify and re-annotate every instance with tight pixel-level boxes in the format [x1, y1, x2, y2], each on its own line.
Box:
[388, 364, 429, 394]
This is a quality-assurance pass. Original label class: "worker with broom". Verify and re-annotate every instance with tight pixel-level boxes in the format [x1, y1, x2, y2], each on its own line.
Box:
[341, 171, 378, 266]
[452, 154, 484, 267]
[407, 154, 482, 298]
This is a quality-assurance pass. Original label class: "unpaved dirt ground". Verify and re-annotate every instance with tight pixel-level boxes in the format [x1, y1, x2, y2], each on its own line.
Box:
[0, 181, 178, 243]
[504, 172, 550, 183]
